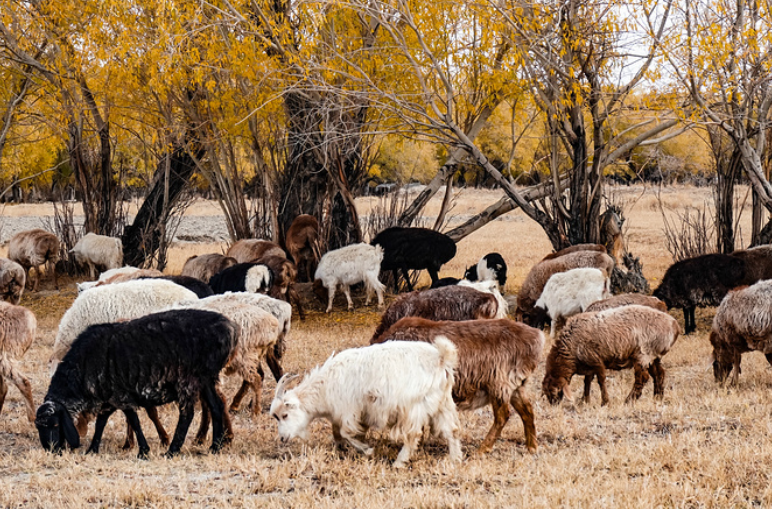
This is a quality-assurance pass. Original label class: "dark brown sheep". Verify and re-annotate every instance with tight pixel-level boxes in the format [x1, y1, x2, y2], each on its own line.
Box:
[285, 215, 321, 282]
[370, 285, 499, 343]
[372, 317, 543, 453]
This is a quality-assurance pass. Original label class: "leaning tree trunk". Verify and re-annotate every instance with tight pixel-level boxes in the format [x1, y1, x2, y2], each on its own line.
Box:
[122, 144, 201, 267]
[715, 148, 742, 253]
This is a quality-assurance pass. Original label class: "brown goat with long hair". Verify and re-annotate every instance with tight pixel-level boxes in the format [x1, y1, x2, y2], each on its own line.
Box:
[584, 293, 667, 313]
[181, 253, 237, 283]
[517, 250, 614, 324]
[0, 258, 26, 304]
[372, 317, 544, 453]
[285, 215, 322, 282]
[543, 305, 679, 406]
[227, 240, 286, 263]
[256, 254, 305, 320]
[370, 285, 500, 343]
[8, 229, 60, 291]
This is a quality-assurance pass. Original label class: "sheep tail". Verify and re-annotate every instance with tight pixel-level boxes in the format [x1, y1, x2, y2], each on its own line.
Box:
[432, 335, 458, 373]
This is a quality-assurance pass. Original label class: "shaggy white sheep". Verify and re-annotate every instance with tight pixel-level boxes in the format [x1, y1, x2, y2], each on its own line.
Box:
[313, 243, 385, 313]
[70, 233, 123, 280]
[50, 279, 198, 374]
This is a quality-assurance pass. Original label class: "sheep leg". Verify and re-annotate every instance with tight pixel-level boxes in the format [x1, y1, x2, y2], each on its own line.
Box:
[596, 367, 610, 406]
[582, 374, 595, 404]
[338, 426, 374, 457]
[146, 406, 170, 446]
[195, 401, 210, 445]
[625, 363, 649, 403]
[401, 267, 414, 291]
[394, 433, 421, 468]
[201, 382, 227, 453]
[391, 269, 400, 292]
[511, 386, 537, 454]
[649, 359, 666, 398]
[216, 385, 234, 444]
[342, 285, 353, 310]
[229, 380, 251, 413]
[164, 402, 196, 457]
[75, 412, 92, 438]
[124, 408, 151, 459]
[5, 362, 35, 422]
[248, 373, 263, 416]
[332, 422, 345, 450]
[478, 398, 510, 454]
[684, 306, 696, 334]
[31, 266, 40, 292]
[265, 351, 284, 383]
[122, 414, 136, 450]
[288, 284, 305, 320]
[427, 267, 440, 285]
[0, 377, 6, 417]
[730, 351, 742, 386]
[49, 259, 58, 290]
[86, 410, 115, 455]
[326, 285, 335, 313]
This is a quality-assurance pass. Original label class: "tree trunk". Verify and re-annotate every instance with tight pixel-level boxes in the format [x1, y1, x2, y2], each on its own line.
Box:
[122, 144, 201, 267]
[716, 148, 742, 253]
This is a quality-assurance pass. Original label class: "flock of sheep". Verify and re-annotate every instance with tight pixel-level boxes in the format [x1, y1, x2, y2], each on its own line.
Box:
[2, 216, 772, 468]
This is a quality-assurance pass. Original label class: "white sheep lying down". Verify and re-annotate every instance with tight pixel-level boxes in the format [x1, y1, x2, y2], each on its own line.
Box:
[50, 279, 198, 374]
[533, 267, 610, 338]
[270, 337, 462, 468]
[313, 243, 385, 313]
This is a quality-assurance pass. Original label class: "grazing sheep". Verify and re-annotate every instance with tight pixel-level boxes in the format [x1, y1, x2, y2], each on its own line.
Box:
[464, 253, 507, 288]
[371, 227, 456, 291]
[312, 243, 385, 313]
[731, 245, 772, 283]
[257, 255, 305, 320]
[585, 293, 667, 313]
[541, 243, 606, 261]
[181, 254, 237, 283]
[69, 233, 123, 279]
[8, 229, 59, 291]
[139, 275, 214, 299]
[270, 337, 462, 468]
[371, 285, 500, 343]
[209, 263, 273, 295]
[710, 280, 772, 385]
[0, 301, 37, 422]
[0, 258, 26, 304]
[36, 309, 237, 458]
[372, 317, 543, 453]
[227, 240, 285, 264]
[457, 279, 509, 317]
[517, 250, 615, 324]
[531, 268, 611, 338]
[653, 253, 746, 334]
[51, 279, 199, 372]
[285, 215, 322, 282]
[542, 305, 680, 406]
[76, 266, 160, 293]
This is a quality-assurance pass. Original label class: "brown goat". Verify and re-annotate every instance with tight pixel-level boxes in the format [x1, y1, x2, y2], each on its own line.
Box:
[181, 253, 237, 283]
[0, 258, 26, 304]
[285, 215, 322, 282]
[0, 301, 37, 422]
[227, 240, 286, 264]
[584, 293, 667, 313]
[256, 254, 305, 320]
[517, 250, 614, 324]
[8, 229, 59, 291]
[371, 285, 500, 343]
[372, 317, 544, 453]
[541, 244, 606, 261]
[542, 305, 679, 406]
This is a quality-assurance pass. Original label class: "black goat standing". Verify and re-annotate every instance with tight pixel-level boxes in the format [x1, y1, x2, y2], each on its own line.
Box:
[35, 309, 237, 458]
[371, 227, 456, 291]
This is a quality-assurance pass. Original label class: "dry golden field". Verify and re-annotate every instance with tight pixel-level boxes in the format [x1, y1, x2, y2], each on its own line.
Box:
[2, 185, 772, 508]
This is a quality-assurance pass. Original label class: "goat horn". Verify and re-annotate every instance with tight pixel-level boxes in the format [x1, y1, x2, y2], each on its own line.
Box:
[275, 374, 299, 399]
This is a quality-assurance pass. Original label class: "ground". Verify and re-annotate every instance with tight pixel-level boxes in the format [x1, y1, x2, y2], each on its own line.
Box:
[1, 185, 771, 508]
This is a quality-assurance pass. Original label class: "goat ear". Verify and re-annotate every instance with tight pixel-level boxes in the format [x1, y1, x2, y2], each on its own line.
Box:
[275, 374, 298, 399]
[58, 407, 80, 449]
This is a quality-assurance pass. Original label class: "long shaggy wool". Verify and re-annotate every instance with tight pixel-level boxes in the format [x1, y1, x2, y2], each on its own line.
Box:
[0, 258, 26, 304]
[70, 233, 123, 279]
[181, 254, 237, 283]
[8, 229, 60, 268]
[0, 301, 37, 421]
[585, 293, 667, 313]
[652, 253, 746, 309]
[227, 240, 285, 264]
[370, 285, 499, 343]
[533, 268, 610, 337]
[731, 245, 772, 285]
[51, 279, 198, 370]
[314, 243, 385, 312]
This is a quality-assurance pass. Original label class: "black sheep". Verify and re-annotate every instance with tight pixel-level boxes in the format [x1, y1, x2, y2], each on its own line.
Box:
[430, 277, 461, 288]
[371, 227, 457, 291]
[35, 309, 237, 458]
[464, 252, 508, 288]
[209, 262, 273, 295]
[139, 275, 214, 298]
[653, 253, 746, 334]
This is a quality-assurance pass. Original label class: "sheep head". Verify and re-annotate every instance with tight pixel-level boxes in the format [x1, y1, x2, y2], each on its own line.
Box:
[35, 401, 80, 453]
[542, 373, 568, 405]
[270, 374, 310, 442]
[710, 334, 733, 384]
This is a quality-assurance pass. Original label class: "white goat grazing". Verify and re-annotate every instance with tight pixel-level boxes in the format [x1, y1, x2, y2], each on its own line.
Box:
[70, 233, 123, 280]
[457, 279, 509, 318]
[533, 267, 610, 338]
[51, 279, 198, 374]
[313, 243, 385, 313]
[270, 337, 462, 468]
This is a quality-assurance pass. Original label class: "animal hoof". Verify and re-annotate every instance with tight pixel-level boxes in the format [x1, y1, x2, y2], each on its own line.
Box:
[138, 450, 150, 460]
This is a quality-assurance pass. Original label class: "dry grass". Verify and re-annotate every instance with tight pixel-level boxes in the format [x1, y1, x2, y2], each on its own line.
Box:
[2, 185, 771, 508]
